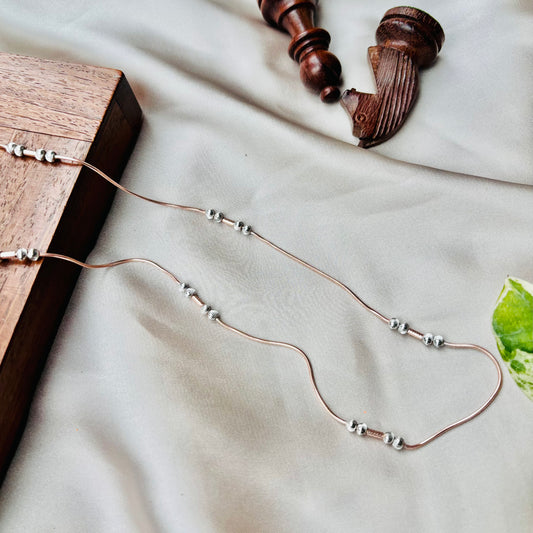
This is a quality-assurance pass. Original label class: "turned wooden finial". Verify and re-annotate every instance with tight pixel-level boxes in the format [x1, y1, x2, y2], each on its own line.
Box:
[257, 0, 342, 103]
[341, 6, 445, 148]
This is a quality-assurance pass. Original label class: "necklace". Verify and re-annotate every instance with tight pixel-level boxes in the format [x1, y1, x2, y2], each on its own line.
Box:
[0, 141, 503, 451]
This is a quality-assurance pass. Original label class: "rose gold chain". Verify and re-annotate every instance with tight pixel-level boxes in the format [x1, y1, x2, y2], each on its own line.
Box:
[0, 142, 503, 451]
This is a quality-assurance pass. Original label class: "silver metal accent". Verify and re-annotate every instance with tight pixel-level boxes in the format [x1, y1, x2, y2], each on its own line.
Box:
[232, 219, 252, 235]
[35, 148, 46, 162]
[14, 144, 25, 157]
[392, 436, 404, 450]
[433, 335, 444, 348]
[389, 318, 400, 330]
[346, 419, 357, 432]
[422, 333, 434, 346]
[201, 304, 211, 315]
[15, 248, 28, 261]
[398, 322, 409, 335]
[205, 209, 216, 220]
[0, 251, 16, 260]
[45, 150, 56, 163]
[27, 248, 40, 261]
[383, 432, 395, 445]
[356, 422, 368, 436]
[6, 142, 16, 154]
[185, 287, 197, 298]
[207, 309, 220, 321]
[214, 212, 224, 223]
[178, 282, 188, 292]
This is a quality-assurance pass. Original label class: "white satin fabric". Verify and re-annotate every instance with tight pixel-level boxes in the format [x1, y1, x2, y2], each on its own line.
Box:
[0, 1, 532, 531]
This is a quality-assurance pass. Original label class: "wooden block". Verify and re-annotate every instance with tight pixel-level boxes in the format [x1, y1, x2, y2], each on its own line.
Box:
[0, 53, 142, 479]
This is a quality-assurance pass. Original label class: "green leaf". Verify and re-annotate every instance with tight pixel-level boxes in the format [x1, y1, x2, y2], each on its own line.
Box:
[492, 277, 533, 401]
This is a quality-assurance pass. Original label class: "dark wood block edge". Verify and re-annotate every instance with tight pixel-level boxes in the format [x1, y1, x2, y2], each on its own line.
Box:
[0, 59, 142, 482]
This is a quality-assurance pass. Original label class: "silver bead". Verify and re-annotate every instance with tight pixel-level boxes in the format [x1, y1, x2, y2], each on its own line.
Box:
[242, 225, 252, 235]
[392, 436, 404, 450]
[14, 144, 26, 157]
[234, 220, 244, 231]
[356, 422, 368, 436]
[422, 333, 434, 346]
[214, 212, 224, 223]
[185, 287, 196, 298]
[205, 209, 216, 220]
[398, 323, 409, 335]
[35, 148, 46, 162]
[27, 248, 40, 261]
[6, 142, 17, 154]
[389, 317, 400, 330]
[45, 150, 56, 163]
[207, 309, 220, 321]
[346, 419, 357, 432]
[15, 248, 28, 261]
[201, 304, 211, 315]
[178, 282, 188, 292]
[383, 432, 395, 445]
[433, 335, 444, 348]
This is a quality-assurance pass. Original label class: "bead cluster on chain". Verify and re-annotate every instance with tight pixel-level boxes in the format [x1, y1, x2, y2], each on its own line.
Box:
[0, 248, 40, 262]
[346, 418, 404, 450]
[205, 209, 252, 235]
[388, 317, 444, 348]
[177, 281, 221, 321]
[6, 142, 57, 163]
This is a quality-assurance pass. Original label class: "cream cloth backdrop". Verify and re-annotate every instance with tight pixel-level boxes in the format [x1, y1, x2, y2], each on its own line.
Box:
[0, 1, 532, 532]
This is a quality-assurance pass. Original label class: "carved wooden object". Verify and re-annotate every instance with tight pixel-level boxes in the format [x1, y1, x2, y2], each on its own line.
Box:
[258, 0, 342, 102]
[341, 6, 444, 148]
[0, 53, 142, 481]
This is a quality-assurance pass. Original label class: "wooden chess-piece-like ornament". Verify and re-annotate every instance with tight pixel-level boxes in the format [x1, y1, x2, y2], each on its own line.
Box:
[341, 6, 445, 148]
[257, 0, 342, 103]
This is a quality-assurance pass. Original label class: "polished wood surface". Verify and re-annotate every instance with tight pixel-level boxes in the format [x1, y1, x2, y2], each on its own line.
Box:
[0, 53, 142, 480]
[258, 0, 342, 102]
[341, 7, 444, 148]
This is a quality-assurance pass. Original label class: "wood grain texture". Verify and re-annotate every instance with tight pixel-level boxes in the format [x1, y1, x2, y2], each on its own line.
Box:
[0, 53, 142, 480]
[341, 7, 444, 148]
[257, 0, 342, 103]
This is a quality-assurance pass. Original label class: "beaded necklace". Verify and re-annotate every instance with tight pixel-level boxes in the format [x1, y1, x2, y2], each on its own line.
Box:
[0, 141, 503, 451]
